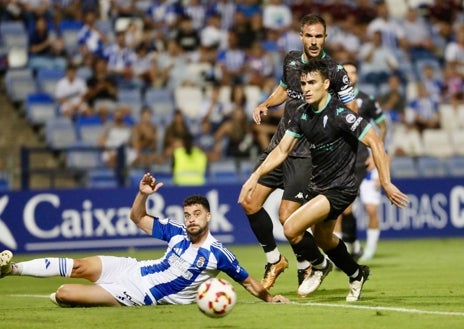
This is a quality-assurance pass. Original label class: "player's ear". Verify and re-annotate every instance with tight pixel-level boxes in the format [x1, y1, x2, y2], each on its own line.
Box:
[324, 78, 330, 90]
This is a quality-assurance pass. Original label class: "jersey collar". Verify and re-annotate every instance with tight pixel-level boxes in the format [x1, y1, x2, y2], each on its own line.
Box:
[310, 93, 332, 113]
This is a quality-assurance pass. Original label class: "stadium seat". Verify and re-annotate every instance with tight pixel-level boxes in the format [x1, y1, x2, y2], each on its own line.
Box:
[450, 130, 464, 156]
[446, 156, 464, 177]
[390, 156, 419, 179]
[0, 21, 28, 49]
[44, 117, 77, 150]
[25, 93, 58, 126]
[36, 68, 66, 96]
[66, 141, 102, 170]
[75, 118, 104, 147]
[7, 47, 28, 68]
[416, 156, 447, 177]
[144, 87, 175, 126]
[5, 68, 38, 103]
[208, 159, 240, 184]
[185, 62, 213, 87]
[389, 126, 424, 157]
[58, 20, 83, 56]
[438, 104, 459, 132]
[421, 129, 453, 158]
[174, 86, 203, 120]
[86, 168, 119, 188]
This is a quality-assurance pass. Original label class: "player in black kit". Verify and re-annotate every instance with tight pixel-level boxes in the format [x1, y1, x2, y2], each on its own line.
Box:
[240, 13, 357, 295]
[239, 59, 409, 302]
[335, 61, 388, 261]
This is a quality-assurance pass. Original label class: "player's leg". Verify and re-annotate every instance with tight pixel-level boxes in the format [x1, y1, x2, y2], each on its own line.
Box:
[52, 284, 121, 307]
[341, 203, 363, 260]
[282, 195, 332, 296]
[359, 169, 382, 261]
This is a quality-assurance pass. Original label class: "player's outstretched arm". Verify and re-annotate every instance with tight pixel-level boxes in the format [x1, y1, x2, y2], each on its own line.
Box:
[130, 173, 164, 235]
[240, 276, 289, 303]
[253, 85, 287, 124]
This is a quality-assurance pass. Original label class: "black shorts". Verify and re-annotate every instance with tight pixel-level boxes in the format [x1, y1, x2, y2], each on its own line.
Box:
[306, 187, 358, 221]
[255, 152, 312, 204]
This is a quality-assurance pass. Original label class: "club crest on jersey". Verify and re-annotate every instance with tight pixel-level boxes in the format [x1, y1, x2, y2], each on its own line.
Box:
[346, 114, 356, 123]
[323, 115, 328, 128]
[196, 256, 206, 268]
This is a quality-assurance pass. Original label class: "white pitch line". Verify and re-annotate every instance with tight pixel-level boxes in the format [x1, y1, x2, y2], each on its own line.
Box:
[242, 300, 464, 317]
[10, 294, 50, 298]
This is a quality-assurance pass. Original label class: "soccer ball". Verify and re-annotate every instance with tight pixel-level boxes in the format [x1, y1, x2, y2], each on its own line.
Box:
[196, 277, 237, 318]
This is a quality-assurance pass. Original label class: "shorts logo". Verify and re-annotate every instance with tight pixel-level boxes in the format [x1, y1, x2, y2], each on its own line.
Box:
[295, 192, 305, 199]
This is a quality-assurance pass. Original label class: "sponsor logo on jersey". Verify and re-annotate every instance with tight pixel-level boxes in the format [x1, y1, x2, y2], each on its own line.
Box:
[346, 114, 357, 123]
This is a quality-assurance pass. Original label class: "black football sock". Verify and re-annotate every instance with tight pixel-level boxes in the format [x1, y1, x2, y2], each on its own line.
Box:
[247, 208, 277, 253]
[325, 239, 359, 277]
[341, 212, 357, 243]
[291, 231, 325, 266]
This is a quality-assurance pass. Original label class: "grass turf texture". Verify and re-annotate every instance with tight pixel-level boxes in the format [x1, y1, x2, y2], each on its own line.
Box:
[0, 238, 463, 329]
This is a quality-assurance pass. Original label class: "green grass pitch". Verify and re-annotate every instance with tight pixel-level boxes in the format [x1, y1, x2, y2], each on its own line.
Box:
[1, 238, 463, 329]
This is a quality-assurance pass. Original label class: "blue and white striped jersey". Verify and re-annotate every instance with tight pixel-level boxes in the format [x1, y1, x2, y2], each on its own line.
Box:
[140, 217, 249, 305]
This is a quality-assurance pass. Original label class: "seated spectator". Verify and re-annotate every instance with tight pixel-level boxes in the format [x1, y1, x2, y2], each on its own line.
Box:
[77, 10, 107, 62]
[216, 30, 247, 85]
[209, 107, 256, 162]
[162, 109, 191, 159]
[245, 40, 275, 88]
[83, 57, 118, 108]
[28, 15, 68, 73]
[98, 105, 135, 167]
[172, 132, 208, 186]
[404, 82, 440, 134]
[131, 107, 160, 167]
[103, 29, 138, 88]
[154, 39, 189, 89]
[132, 42, 157, 89]
[174, 15, 201, 54]
[378, 74, 407, 124]
[54, 63, 90, 119]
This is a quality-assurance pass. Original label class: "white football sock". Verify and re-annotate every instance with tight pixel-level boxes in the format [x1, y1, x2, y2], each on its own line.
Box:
[14, 258, 73, 277]
[265, 249, 281, 264]
[364, 229, 380, 256]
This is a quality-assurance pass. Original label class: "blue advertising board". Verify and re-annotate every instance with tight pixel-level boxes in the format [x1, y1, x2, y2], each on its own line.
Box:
[0, 178, 462, 254]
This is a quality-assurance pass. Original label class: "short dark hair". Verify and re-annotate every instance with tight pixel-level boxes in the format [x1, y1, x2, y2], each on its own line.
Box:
[299, 14, 326, 34]
[183, 195, 210, 212]
[301, 58, 329, 80]
[342, 61, 358, 69]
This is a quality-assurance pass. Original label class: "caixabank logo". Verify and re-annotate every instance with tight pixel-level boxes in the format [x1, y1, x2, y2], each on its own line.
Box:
[0, 196, 17, 250]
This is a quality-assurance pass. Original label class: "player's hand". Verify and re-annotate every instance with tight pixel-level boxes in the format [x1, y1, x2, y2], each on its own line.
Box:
[383, 183, 409, 208]
[139, 173, 164, 195]
[238, 174, 259, 204]
[253, 104, 269, 124]
[270, 294, 289, 303]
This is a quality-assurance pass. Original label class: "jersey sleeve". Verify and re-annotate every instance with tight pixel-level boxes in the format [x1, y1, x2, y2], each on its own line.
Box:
[211, 244, 249, 283]
[152, 217, 185, 242]
[336, 106, 372, 141]
[331, 64, 356, 105]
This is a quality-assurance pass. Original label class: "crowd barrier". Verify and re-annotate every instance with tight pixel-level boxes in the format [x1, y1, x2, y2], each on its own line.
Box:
[0, 178, 463, 254]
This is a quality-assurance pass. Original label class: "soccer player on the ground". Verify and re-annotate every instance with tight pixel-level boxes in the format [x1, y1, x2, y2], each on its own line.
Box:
[334, 61, 389, 261]
[239, 59, 409, 301]
[0, 173, 288, 307]
[240, 13, 358, 295]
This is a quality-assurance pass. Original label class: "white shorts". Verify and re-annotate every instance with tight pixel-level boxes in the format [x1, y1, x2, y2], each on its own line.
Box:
[359, 169, 381, 205]
[96, 256, 153, 306]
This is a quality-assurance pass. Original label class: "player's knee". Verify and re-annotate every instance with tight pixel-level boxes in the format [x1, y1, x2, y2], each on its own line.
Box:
[55, 284, 73, 303]
[240, 197, 261, 214]
[283, 225, 298, 244]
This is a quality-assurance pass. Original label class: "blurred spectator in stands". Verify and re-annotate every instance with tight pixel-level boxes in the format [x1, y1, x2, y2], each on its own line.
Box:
[18, 0, 52, 28]
[123, 19, 144, 50]
[77, 10, 107, 62]
[230, 10, 254, 50]
[404, 82, 440, 134]
[103, 29, 138, 88]
[216, 30, 247, 85]
[444, 23, 464, 80]
[199, 13, 226, 50]
[352, 0, 377, 35]
[209, 106, 255, 162]
[154, 39, 189, 90]
[99, 105, 135, 167]
[172, 131, 208, 186]
[401, 6, 436, 64]
[131, 106, 160, 167]
[225, 82, 253, 119]
[421, 63, 444, 104]
[245, 40, 275, 88]
[442, 64, 464, 106]
[276, 13, 302, 57]
[367, 1, 408, 54]
[358, 30, 401, 89]
[162, 109, 191, 159]
[174, 15, 201, 54]
[83, 57, 118, 108]
[28, 15, 68, 73]
[143, 0, 181, 35]
[182, 0, 206, 31]
[236, 0, 262, 20]
[378, 74, 407, 124]
[51, 0, 81, 29]
[108, 0, 136, 22]
[132, 41, 157, 90]
[199, 82, 229, 137]
[55, 63, 90, 119]
[325, 12, 361, 63]
[249, 12, 266, 43]
[262, 0, 292, 33]
[208, 0, 236, 31]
